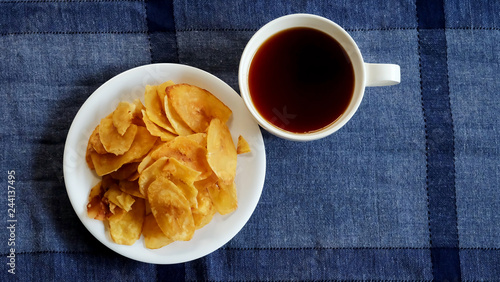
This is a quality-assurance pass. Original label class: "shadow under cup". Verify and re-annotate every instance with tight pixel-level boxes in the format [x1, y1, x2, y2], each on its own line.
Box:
[239, 14, 367, 141]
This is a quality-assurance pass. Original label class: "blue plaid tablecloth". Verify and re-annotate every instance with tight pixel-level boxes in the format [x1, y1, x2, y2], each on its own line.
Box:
[1, 0, 499, 281]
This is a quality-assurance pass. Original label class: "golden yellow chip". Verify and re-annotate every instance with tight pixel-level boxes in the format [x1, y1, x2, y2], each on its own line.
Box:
[237, 135, 251, 154]
[143, 213, 174, 249]
[99, 117, 138, 155]
[131, 99, 146, 127]
[89, 125, 107, 154]
[104, 184, 135, 212]
[109, 162, 140, 180]
[192, 181, 216, 229]
[162, 158, 200, 209]
[87, 181, 107, 220]
[163, 157, 202, 186]
[157, 80, 175, 110]
[207, 181, 238, 215]
[194, 172, 219, 192]
[132, 98, 145, 116]
[166, 83, 232, 133]
[136, 138, 166, 174]
[113, 101, 136, 136]
[118, 180, 144, 199]
[86, 138, 96, 170]
[148, 178, 195, 241]
[151, 136, 212, 180]
[138, 157, 169, 197]
[137, 155, 154, 174]
[186, 132, 207, 148]
[142, 110, 176, 142]
[162, 86, 194, 136]
[90, 126, 158, 176]
[144, 85, 176, 134]
[206, 118, 237, 184]
[108, 198, 145, 245]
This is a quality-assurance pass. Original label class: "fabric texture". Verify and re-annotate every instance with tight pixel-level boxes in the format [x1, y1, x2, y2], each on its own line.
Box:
[0, 0, 498, 280]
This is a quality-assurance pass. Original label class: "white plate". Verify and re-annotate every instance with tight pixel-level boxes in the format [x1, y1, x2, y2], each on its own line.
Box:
[63, 63, 266, 264]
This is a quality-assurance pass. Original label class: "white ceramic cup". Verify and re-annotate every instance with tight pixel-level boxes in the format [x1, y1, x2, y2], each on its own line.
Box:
[238, 14, 400, 141]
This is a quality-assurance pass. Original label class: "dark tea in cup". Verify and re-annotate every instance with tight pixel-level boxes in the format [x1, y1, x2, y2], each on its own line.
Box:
[248, 27, 355, 133]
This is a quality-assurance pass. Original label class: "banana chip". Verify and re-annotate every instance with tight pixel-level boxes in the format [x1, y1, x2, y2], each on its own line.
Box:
[143, 213, 174, 249]
[193, 179, 217, 229]
[99, 118, 138, 155]
[119, 180, 144, 199]
[109, 162, 140, 180]
[144, 85, 176, 134]
[207, 181, 238, 215]
[151, 136, 212, 180]
[138, 157, 169, 197]
[237, 135, 251, 154]
[90, 126, 158, 176]
[148, 177, 195, 241]
[207, 118, 237, 184]
[113, 101, 136, 136]
[89, 125, 107, 154]
[104, 184, 135, 212]
[142, 110, 176, 142]
[108, 198, 145, 245]
[166, 83, 232, 133]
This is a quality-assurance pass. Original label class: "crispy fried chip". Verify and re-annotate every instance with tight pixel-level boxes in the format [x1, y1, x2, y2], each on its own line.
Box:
[138, 157, 169, 197]
[207, 181, 238, 215]
[162, 85, 194, 136]
[144, 85, 176, 134]
[206, 118, 237, 184]
[89, 125, 107, 154]
[163, 157, 201, 186]
[99, 117, 138, 155]
[108, 198, 145, 245]
[162, 158, 200, 209]
[157, 80, 175, 110]
[90, 126, 158, 176]
[127, 172, 140, 182]
[87, 181, 107, 220]
[151, 136, 212, 180]
[142, 110, 176, 142]
[113, 101, 136, 135]
[193, 180, 216, 229]
[86, 138, 96, 170]
[104, 184, 135, 212]
[137, 155, 154, 174]
[148, 178, 195, 241]
[237, 135, 251, 154]
[166, 83, 232, 133]
[186, 132, 207, 148]
[119, 180, 144, 199]
[109, 162, 140, 180]
[131, 99, 146, 127]
[143, 213, 174, 249]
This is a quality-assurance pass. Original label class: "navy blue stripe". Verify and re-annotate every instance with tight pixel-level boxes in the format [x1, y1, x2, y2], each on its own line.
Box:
[416, 0, 445, 29]
[416, 0, 461, 281]
[145, 0, 175, 32]
[145, 0, 179, 64]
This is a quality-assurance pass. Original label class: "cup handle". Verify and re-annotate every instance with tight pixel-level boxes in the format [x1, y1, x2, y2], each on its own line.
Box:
[364, 63, 400, 87]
